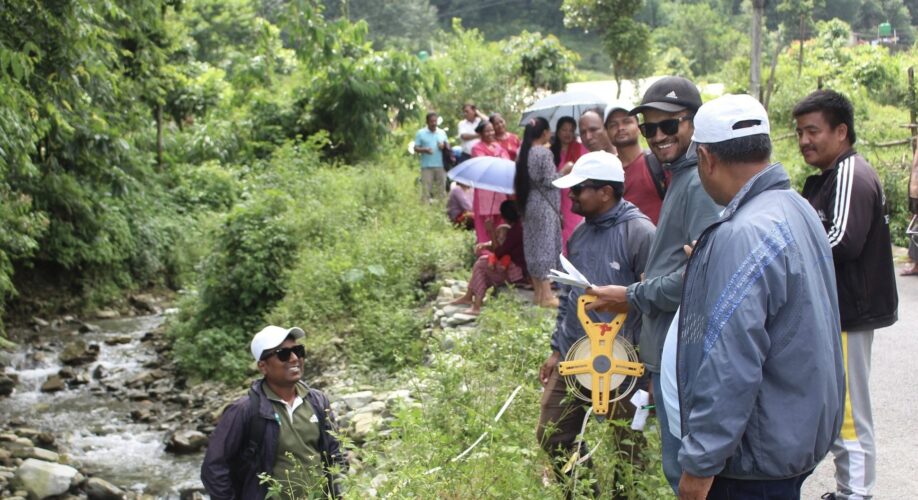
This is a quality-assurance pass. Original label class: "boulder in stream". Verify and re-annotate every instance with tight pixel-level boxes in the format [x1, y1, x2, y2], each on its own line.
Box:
[40, 375, 66, 393]
[164, 429, 208, 454]
[0, 373, 15, 396]
[129, 294, 160, 314]
[59, 340, 99, 366]
[83, 476, 125, 499]
[13, 458, 79, 499]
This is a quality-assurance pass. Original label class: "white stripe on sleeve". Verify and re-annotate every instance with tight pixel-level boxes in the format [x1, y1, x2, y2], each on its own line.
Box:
[827, 157, 854, 247]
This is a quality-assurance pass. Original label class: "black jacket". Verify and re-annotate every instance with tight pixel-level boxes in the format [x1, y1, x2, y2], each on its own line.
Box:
[201, 379, 347, 500]
[802, 150, 898, 331]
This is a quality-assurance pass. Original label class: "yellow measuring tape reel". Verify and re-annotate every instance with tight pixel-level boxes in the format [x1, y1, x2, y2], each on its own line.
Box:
[558, 295, 645, 415]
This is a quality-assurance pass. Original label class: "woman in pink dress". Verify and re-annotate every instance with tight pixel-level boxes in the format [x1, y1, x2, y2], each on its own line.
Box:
[490, 113, 521, 161]
[550, 116, 587, 253]
[471, 121, 511, 245]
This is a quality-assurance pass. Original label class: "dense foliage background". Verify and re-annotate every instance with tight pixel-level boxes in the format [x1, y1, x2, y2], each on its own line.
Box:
[2, 0, 918, 496]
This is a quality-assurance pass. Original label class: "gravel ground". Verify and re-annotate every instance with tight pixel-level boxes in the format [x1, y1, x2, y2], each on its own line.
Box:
[802, 263, 918, 499]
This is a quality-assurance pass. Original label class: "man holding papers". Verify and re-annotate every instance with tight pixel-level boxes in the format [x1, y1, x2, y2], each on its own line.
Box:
[536, 151, 655, 497]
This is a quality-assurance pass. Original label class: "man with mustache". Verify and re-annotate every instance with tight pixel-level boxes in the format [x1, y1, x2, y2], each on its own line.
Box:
[584, 76, 721, 493]
[794, 89, 898, 500]
[605, 105, 667, 224]
[579, 108, 615, 154]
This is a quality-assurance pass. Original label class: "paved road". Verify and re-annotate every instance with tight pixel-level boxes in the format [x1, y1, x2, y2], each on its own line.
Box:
[802, 265, 918, 498]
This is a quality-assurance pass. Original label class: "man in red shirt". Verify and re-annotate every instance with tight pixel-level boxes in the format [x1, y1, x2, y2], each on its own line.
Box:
[605, 106, 666, 224]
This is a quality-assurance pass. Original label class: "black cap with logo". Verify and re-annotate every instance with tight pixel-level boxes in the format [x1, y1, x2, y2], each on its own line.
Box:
[629, 76, 703, 116]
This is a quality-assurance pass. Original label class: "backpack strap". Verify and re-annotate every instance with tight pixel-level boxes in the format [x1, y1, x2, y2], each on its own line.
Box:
[643, 150, 667, 200]
[239, 386, 267, 465]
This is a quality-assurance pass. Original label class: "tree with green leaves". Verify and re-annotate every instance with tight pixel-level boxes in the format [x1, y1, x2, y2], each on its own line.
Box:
[562, 0, 652, 97]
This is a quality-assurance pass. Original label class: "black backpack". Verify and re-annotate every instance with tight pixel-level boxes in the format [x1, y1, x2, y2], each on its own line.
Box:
[643, 149, 667, 200]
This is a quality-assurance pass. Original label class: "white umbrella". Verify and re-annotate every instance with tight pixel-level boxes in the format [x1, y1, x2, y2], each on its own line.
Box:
[447, 156, 515, 195]
[519, 90, 610, 131]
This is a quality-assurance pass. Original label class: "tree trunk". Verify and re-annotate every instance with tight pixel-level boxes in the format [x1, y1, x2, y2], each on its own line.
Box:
[751, 0, 765, 100]
[798, 14, 805, 76]
[764, 40, 784, 111]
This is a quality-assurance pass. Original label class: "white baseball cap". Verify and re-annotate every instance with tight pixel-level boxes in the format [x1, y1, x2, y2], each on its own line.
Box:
[691, 94, 770, 144]
[553, 151, 625, 189]
[250, 325, 305, 361]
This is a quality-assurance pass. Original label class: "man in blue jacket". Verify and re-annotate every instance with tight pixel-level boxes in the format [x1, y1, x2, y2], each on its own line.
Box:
[537, 151, 655, 497]
[201, 325, 347, 499]
[676, 94, 844, 499]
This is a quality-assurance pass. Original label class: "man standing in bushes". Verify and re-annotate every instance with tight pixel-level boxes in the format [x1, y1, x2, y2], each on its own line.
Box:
[537, 151, 655, 497]
[414, 111, 449, 203]
[794, 89, 899, 500]
[201, 325, 347, 499]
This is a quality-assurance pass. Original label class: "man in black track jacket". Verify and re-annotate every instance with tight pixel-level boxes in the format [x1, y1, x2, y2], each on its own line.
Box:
[794, 89, 898, 500]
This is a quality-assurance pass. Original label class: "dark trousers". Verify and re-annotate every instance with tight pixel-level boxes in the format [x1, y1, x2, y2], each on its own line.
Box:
[536, 366, 644, 498]
[707, 471, 811, 500]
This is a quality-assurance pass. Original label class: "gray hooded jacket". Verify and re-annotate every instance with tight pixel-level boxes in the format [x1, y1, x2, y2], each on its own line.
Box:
[552, 200, 655, 357]
[626, 146, 721, 372]
[677, 163, 844, 479]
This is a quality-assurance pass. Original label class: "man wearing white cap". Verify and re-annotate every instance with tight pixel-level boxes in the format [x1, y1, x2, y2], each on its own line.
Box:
[536, 151, 655, 496]
[674, 94, 844, 499]
[202, 325, 347, 499]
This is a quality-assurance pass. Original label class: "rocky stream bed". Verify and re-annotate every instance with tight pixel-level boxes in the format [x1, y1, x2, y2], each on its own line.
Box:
[0, 281, 477, 499]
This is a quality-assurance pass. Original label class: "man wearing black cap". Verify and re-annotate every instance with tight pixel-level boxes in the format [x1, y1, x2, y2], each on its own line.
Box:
[584, 76, 721, 493]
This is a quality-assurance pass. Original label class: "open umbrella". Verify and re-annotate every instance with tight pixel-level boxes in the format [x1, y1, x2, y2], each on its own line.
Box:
[519, 90, 610, 131]
[447, 156, 515, 195]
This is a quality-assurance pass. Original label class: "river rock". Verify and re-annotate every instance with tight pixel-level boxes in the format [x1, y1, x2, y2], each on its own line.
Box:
[350, 412, 382, 441]
[78, 322, 101, 334]
[103, 335, 132, 346]
[13, 458, 79, 499]
[0, 373, 15, 396]
[31, 317, 50, 328]
[353, 401, 386, 416]
[164, 430, 207, 454]
[449, 313, 477, 326]
[12, 447, 59, 463]
[129, 294, 160, 314]
[340, 391, 374, 411]
[83, 476, 125, 499]
[94, 309, 119, 320]
[41, 375, 66, 393]
[130, 401, 156, 423]
[59, 340, 99, 366]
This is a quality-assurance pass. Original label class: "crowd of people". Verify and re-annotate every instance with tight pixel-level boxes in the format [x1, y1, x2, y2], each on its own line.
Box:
[200, 76, 901, 500]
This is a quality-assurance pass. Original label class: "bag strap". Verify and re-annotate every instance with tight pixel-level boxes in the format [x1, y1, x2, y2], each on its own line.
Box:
[239, 386, 267, 465]
[644, 150, 667, 200]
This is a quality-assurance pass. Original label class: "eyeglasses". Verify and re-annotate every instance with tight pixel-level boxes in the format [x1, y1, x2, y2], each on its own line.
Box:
[570, 183, 608, 195]
[261, 344, 306, 362]
[638, 116, 693, 138]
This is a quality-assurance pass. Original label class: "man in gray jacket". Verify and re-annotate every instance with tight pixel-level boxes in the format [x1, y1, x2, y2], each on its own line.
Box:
[537, 151, 655, 497]
[586, 76, 721, 491]
[676, 94, 844, 499]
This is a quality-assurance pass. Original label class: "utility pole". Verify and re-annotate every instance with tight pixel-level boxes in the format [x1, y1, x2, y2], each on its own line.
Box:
[751, 0, 766, 101]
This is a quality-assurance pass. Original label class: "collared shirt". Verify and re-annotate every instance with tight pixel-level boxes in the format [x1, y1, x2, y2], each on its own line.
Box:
[415, 127, 447, 168]
[262, 383, 322, 491]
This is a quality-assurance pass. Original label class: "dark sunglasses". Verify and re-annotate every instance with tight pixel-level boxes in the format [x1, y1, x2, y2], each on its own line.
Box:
[638, 115, 693, 138]
[261, 344, 306, 362]
[570, 183, 609, 195]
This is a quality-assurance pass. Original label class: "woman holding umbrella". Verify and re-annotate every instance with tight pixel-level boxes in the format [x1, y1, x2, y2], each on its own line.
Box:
[550, 116, 587, 254]
[515, 117, 571, 308]
[471, 121, 511, 246]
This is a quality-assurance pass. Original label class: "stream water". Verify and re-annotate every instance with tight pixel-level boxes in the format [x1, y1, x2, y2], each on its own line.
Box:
[1, 315, 204, 498]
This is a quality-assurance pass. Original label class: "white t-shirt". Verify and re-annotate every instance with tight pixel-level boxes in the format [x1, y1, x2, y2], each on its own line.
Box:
[660, 306, 681, 438]
[458, 118, 481, 155]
